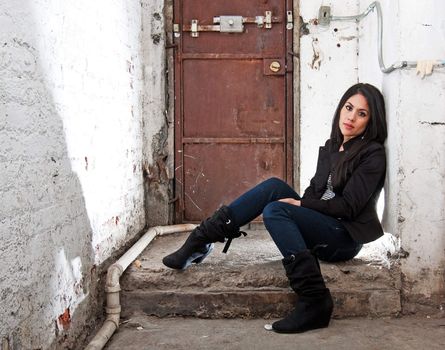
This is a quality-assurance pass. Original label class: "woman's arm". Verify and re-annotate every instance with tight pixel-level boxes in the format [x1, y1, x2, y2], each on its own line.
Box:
[300, 144, 386, 220]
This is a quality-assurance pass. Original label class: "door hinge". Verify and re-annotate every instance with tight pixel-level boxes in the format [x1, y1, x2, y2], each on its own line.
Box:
[173, 23, 181, 38]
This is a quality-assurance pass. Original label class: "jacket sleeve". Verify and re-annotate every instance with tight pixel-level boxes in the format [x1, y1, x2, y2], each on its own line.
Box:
[302, 140, 331, 200]
[302, 177, 317, 199]
[300, 144, 386, 220]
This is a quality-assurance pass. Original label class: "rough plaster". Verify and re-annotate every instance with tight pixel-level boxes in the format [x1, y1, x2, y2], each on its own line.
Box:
[299, 0, 360, 193]
[1, 0, 147, 348]
[395, 0, 445, 299]
[358, 0, 445, 300]
[141, 0, 171, 227]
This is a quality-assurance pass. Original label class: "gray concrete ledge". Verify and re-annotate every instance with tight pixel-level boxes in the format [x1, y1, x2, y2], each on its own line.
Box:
[120, 230, 401, 319]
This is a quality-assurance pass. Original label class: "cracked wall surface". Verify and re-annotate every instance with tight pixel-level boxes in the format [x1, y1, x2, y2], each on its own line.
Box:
[0, 0, 147, 348]
[358, 0, 445, 307]
[141, 0, 172, 227]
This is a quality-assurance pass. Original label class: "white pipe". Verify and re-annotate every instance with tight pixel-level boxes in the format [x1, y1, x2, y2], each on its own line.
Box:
[84, 224, 196, 350]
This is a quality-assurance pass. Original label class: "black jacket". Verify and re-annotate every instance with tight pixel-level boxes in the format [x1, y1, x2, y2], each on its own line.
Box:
[301, 138, 386, 243]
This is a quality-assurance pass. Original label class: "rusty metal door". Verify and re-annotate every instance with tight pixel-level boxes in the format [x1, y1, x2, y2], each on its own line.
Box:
[174, 0, 294, 222]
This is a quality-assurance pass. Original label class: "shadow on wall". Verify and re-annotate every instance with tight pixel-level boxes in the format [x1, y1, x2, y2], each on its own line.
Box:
[0, 7, 96, 350]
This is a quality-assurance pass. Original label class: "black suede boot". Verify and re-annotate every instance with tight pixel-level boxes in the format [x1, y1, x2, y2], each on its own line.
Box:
[272, 250, 334, 333]
[162, 206, 245, 270]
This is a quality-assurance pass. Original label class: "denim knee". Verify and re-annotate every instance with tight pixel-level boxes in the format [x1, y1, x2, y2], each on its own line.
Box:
[260, 177, 288, 190]
[263, 201, 289, 222]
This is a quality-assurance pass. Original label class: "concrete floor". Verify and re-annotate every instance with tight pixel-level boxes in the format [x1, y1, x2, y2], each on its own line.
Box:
[100, 229, 443, 349]
[105, 314, 445, 350]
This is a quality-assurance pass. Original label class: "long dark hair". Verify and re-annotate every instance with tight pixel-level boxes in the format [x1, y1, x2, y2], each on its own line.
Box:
[330, 83, 387, 188]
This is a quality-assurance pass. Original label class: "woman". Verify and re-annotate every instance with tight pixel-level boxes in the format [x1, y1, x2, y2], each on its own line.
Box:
[163, 83, 387, 334]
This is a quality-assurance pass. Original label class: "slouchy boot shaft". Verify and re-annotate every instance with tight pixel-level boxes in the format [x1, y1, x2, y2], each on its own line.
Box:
[272, 250, 333, 333]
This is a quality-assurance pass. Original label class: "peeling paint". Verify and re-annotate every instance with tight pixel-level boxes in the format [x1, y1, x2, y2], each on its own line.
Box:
[299, 16, 310, 36]
[141, 0, 171, 226]
[146, 124, 169, 184]
[419, 121, 445, 126]
[58, 308, 71, 330]
[339, 35, 357, 41]
[151, 33, 161, 45]
[310, 38, 323, 70]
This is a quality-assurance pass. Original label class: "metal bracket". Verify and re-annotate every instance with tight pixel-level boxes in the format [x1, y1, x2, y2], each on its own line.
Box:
[286, 11, 293, 30]
[318, 6, 331, 26]
[191, 19, 199, 37]
[265, 11, 272, 29]
[255, 15, 264, 27]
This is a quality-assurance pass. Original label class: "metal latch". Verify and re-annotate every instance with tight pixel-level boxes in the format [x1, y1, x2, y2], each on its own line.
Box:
[213, 16, 244, 33]
[181, 11, 280, 37]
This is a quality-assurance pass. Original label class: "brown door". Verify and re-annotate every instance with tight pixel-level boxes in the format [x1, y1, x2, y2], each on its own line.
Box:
[174, 0, 294, 222]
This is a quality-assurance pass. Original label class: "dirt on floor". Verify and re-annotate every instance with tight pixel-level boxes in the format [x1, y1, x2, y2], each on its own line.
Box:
[104, 314, 445, 350]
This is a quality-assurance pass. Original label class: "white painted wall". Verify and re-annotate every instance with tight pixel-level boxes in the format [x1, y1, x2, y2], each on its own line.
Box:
[299, 0, 360, 192]
[0, 0, 148, 348]
[359, 0, 445, 298]
[300, 0, 445, 299]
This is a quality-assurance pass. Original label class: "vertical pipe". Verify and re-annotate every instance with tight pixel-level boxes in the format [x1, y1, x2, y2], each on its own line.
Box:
[84, 224, 196, 350]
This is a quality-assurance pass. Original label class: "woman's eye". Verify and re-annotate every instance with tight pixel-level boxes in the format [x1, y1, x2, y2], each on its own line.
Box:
[345, 105, 352, 111]
[359, 112, 368, 117]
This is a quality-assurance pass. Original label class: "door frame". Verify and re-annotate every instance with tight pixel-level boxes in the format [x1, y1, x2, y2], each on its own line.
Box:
[165, 0, 300, 223]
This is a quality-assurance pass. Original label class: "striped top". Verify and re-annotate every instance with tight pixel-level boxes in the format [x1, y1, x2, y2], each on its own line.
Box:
[320, 173, 335, 200]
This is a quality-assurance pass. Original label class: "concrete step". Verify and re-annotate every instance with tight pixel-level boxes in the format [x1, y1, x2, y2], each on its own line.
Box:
[120, 230, 401, 319]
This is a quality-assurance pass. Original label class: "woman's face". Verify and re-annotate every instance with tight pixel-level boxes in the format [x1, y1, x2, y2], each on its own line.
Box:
[339, 93, 370, 143]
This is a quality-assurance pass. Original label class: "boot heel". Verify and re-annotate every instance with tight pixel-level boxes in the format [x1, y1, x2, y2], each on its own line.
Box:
[192, 243, 214, 264]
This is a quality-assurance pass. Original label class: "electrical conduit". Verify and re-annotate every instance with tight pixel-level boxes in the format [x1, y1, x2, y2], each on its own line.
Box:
[84, 224, 196, 350]
[330, 1, 445, 73]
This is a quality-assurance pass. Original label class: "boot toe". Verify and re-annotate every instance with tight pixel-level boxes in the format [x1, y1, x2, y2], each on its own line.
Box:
[162, 254, 187, 270]
[162, 243, 214, 270]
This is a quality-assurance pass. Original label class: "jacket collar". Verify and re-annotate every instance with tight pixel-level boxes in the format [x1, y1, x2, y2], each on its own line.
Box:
[342, 136, 363, 151]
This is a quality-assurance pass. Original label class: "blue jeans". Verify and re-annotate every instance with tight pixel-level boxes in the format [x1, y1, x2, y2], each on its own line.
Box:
[228, 177, 362, 262]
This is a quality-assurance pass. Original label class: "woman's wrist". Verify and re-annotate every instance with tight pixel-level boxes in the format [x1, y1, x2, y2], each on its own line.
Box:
[278, 198, 301, 206]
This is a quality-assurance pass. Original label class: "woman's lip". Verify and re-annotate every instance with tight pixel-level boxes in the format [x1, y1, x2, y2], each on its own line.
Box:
[343, 123, 354, 129]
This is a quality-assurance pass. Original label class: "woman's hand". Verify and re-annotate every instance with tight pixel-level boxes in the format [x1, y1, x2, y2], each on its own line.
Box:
[278, 198, 301, 206]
